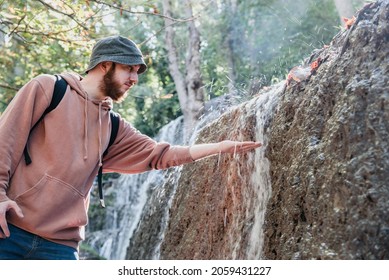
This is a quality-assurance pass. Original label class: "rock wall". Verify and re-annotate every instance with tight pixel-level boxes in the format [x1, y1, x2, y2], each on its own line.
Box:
[263, 0, 389, 259]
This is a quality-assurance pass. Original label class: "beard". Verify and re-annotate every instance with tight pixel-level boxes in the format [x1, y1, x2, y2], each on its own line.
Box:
[98, 63, 127, 102]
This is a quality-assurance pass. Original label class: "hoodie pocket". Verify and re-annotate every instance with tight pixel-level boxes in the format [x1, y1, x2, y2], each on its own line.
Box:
[13, 173, 88, 241]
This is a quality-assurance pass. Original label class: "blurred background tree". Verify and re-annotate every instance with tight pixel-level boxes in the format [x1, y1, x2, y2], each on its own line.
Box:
[0, 0, 366, 137]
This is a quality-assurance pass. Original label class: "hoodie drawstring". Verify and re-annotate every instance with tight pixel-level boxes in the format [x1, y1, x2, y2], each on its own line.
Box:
[98, 102, 103, 167]
[83, 92, 88, 160]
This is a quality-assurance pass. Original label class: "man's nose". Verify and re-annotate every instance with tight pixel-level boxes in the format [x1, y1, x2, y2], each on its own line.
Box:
[129, 72, 138, 84]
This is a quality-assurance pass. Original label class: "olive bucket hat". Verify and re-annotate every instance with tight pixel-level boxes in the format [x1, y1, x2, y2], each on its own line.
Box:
[85, 35, 147, 74]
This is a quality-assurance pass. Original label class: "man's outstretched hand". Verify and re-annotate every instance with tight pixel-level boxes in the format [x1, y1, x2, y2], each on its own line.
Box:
[219, 140, 262, 154]
[189, 140, 262, 161]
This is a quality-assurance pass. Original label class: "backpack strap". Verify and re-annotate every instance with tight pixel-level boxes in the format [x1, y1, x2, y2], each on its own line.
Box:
[24, 75, 67, 165]
[97, 111, 120, 207]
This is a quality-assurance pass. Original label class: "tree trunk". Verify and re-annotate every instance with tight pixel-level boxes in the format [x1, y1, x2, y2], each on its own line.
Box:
[162, 0, 204, 142]
[183, 0, 205, 138]
[162, 0, 188, 121]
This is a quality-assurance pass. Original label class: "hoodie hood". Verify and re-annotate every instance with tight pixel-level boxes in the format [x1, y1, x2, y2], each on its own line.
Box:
[59, 72, 113, 111]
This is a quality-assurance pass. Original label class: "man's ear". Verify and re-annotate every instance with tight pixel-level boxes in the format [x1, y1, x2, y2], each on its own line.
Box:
[98, 61, 112, 73]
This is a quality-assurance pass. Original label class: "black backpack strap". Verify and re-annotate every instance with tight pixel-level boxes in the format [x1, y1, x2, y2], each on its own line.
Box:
[24, 75, 68, 165]
[97, 111, 120, 207]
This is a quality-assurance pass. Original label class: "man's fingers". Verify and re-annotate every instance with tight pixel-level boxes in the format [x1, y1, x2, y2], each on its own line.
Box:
[8, 201, 24, 219]
[220, 140, 262, 154]
[235, 141, 262, 152]
[5, 200, 24, 219]
[0, 219, 10, 238]
[0, 200, 24, 238]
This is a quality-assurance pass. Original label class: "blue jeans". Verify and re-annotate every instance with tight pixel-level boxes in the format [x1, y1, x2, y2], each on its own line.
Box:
[0, 224, 79, 260]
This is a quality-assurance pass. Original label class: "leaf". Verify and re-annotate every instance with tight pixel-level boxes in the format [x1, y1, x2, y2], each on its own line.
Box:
[342, 16, 356, 29]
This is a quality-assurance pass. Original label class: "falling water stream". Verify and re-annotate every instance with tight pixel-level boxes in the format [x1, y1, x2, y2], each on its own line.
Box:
[245, 83, 282, 258]
[84, 83, 283, 259]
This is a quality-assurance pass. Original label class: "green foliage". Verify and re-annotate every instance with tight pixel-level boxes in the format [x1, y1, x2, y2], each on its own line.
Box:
[199, 0, 339, 98]
[0, 0, 97, 110]
[265, 0, 339, 78]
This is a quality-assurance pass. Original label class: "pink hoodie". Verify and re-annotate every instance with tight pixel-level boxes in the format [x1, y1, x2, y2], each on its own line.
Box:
[0, 73, 193, 249]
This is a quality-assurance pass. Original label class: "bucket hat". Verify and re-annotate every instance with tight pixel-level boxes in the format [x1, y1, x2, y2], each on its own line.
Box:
[85, 35, 147, 74]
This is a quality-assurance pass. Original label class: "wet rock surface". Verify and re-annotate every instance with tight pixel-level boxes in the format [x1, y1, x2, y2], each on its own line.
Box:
[263, 0, 389, 259]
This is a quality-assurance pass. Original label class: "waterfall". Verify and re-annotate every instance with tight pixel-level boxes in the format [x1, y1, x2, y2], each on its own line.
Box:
[246, 83, 282, 258]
